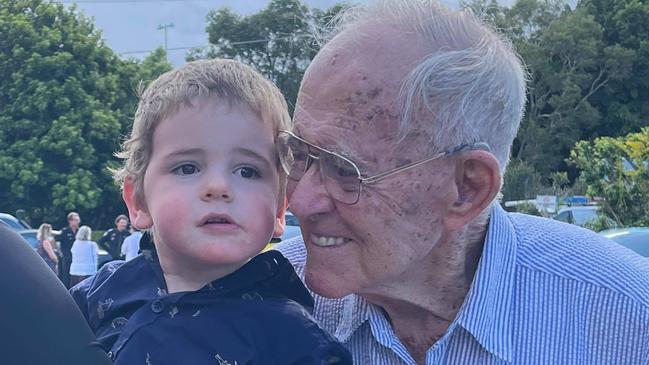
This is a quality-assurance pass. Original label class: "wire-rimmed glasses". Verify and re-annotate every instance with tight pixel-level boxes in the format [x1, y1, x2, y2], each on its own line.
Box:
[277, 130, 490, 205]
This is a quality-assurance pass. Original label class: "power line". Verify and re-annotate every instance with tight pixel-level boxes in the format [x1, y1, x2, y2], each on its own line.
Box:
[118, 36, 308, 55]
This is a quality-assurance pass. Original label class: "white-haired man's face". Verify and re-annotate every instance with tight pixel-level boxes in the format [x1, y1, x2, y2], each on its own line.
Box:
[286, 26, 464, 298]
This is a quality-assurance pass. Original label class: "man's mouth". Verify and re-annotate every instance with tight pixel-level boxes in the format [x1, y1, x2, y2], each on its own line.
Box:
[310, 234, 351, 247]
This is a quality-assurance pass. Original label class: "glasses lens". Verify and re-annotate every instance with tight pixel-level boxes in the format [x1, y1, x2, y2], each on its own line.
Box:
[278, 133, 310, 180]
[320, 153, 361, 204]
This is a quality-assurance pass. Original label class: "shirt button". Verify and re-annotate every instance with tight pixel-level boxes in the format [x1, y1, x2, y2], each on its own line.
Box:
[107, 351, 114, 360]
[150, 300, 164, 313]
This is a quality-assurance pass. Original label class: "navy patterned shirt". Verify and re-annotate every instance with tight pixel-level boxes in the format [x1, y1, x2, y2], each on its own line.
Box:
[70, 249, 351, 365]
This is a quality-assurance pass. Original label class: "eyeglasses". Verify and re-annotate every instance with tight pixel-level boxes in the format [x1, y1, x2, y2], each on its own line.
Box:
[277, 130, 490, 205]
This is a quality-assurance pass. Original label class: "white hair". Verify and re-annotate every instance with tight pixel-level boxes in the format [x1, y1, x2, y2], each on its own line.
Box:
[318, 0, 528, 172]
[76, 225, 92, 241]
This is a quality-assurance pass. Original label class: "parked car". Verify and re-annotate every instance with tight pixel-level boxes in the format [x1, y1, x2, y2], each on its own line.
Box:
[599, 227, 649, 257]
[554, 206, 601, 227]
[1, 212, 40, 249]
[280, 212, 302, 242]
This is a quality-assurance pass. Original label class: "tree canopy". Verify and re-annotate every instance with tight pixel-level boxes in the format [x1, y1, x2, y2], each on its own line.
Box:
[570, 127, 649, 227]
[466, 0, 649, 200]
[189, 0, 346, 113]
[0, 0, 171, 227]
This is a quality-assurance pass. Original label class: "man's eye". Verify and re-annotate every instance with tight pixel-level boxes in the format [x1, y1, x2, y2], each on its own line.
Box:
[235, 166, 261, 179]
[172, 164, 199, 175]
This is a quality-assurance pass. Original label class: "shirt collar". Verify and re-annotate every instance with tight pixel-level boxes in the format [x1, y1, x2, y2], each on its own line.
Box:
[454, 203, 517, 362]
[332, 204, 517, 362]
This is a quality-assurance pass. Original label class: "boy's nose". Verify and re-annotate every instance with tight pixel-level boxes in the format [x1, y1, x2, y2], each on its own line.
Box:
[200, 174, 233, 202]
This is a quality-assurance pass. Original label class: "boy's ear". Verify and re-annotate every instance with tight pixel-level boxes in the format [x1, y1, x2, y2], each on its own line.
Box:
[272, 196, 289, 238]
[122, 178, 153, 230]
[443, 150, 501, 230]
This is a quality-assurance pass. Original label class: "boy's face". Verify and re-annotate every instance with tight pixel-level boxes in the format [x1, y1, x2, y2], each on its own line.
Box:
[125, 99, 284, 276]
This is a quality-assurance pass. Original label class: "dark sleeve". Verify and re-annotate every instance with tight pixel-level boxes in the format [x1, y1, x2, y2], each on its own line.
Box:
[269, 301, 352, 365]
[0, 225, 111, 365]
[96, 229, 110, 251]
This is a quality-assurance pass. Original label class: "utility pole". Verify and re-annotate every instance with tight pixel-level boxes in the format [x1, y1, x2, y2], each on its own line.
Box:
[157, 22, 174, 61]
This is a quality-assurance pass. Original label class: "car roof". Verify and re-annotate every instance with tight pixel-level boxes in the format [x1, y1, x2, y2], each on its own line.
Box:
[600, 227, 649, 235]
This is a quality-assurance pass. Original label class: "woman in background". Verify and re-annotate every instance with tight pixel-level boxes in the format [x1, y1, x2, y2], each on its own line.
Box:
[36, 223, 58, 273]
[69, 225, 98, 287]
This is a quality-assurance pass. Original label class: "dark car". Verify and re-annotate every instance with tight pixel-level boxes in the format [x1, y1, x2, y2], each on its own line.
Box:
[0, 213, 40, 249]
[600, 227, 649, 257]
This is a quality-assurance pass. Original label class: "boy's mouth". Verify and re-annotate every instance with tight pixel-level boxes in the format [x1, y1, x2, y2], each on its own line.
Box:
[199, 213, 235, 226]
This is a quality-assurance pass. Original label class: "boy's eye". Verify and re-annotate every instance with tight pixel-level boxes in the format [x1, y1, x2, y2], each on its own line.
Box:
[234, 166, 261, 179]
[172, 163, 199, 175]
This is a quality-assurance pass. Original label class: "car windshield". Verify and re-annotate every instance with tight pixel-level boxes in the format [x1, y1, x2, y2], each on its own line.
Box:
[608, 232, 649, 257]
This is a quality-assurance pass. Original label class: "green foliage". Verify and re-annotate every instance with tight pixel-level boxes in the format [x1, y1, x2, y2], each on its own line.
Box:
[191, 0, 347, 113]
[511, 202, 542, 216]
[466, 0, 649, 180]
[570, 127, 649, 227]
[502, 159, 544, 201]
[0, 0, 171, 227]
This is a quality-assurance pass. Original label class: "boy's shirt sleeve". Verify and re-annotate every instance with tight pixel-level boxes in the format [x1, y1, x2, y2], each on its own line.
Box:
[69, 260, 124, 328]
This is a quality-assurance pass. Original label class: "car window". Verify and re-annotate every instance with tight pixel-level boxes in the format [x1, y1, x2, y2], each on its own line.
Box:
[556, 211, 573, 224]
[572, 209, 598, 225]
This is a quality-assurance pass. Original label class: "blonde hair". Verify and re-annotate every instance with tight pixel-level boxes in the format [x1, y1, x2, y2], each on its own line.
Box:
[37, 223, 52, 241]
[113, 58, 291, 207]
[76, 225, 92, 241]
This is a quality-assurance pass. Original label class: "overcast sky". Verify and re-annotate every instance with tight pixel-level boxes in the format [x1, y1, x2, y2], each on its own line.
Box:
[64, 0, 468, 66]
[63, 0, 375, 66]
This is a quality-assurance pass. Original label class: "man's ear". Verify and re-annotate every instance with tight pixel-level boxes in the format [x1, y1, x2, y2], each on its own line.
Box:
[444, 150, 501, 230]
[122, 178, 153, 230]
[273, 196, 289, 238]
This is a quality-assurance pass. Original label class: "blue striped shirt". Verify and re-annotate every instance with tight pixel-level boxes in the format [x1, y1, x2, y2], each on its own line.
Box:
[276, 204, 649, 364]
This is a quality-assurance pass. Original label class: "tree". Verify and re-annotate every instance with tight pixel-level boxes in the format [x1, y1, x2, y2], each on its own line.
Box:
[0, 0, 171, 228]
[570, 127, 649, 227]
[189, 0, 347, 113]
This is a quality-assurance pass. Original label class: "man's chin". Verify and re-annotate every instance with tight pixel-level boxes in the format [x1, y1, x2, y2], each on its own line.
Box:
[304, 269, 354, 299]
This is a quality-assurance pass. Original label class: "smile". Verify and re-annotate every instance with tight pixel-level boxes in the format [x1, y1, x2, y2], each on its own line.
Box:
[310, 234, 351, 247]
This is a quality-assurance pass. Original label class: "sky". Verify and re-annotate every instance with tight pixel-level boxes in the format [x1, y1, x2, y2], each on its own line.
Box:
[62, 0, 379, 66]
[62, 0, 463, 66]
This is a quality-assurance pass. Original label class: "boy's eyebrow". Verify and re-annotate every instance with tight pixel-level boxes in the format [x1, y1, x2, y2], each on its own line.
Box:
[163, 148, 203, 159]
[233, 147, 274, 166]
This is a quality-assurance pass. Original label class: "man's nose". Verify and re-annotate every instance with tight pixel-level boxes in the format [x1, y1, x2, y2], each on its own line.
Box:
[287, 162, 334, 220]
[200, 170, 233, 202]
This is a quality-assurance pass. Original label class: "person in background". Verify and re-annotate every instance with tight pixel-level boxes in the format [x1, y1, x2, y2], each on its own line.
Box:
[36, 223, 58, 273]
[120, 226, 142, 261]
[97, 214, 130, 260]
[69, 225, 98, 287]
[56, 211, 80, 288]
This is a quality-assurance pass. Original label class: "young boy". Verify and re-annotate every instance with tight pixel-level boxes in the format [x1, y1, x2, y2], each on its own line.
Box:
[70, 59, 351, 365]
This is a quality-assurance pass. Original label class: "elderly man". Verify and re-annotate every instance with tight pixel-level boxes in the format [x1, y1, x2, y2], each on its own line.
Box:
[276, 1, 649, 364]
